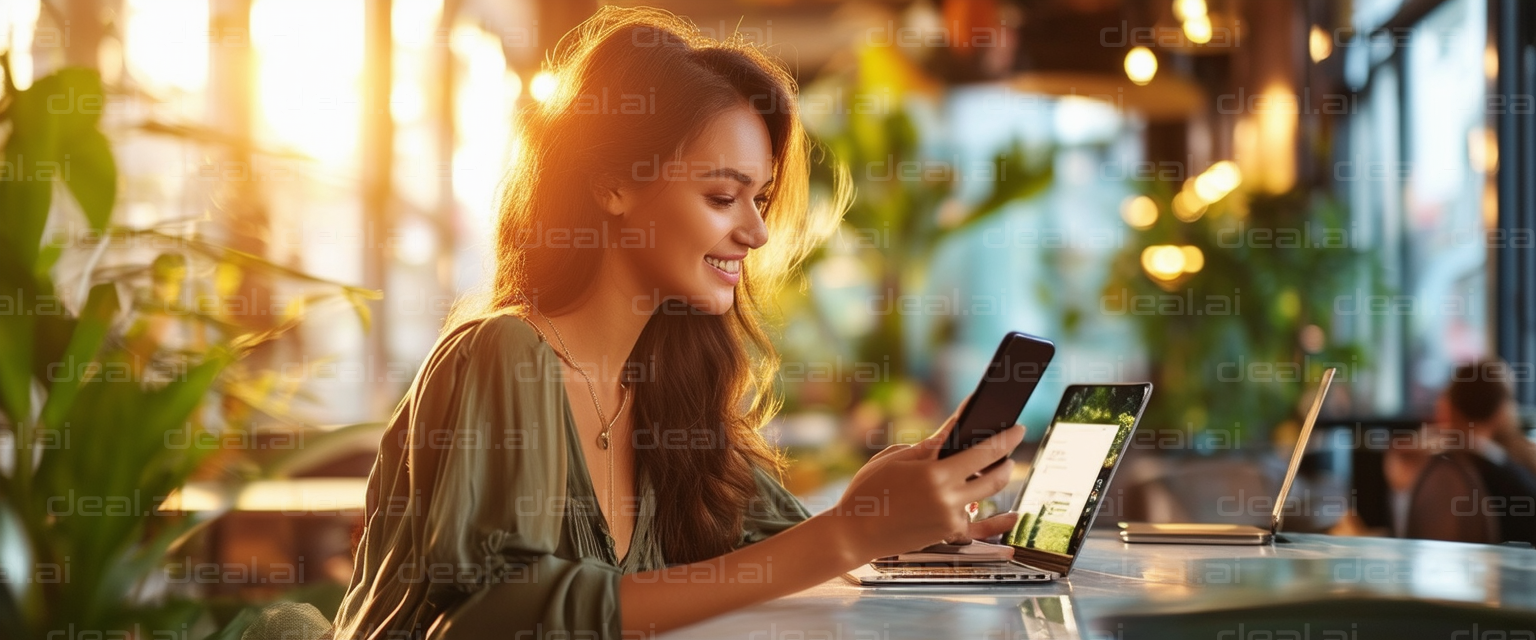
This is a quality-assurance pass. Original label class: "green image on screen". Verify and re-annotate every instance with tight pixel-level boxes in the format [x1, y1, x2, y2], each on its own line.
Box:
[1005, 385, 1143, 555]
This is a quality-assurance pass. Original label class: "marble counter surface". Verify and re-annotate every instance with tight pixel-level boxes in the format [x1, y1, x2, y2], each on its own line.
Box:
[659, 532, 1536, 639]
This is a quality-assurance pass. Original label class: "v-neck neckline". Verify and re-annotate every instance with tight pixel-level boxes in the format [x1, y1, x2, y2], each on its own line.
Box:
[525, 320, 640, 569]
[562, 387, 639, 568]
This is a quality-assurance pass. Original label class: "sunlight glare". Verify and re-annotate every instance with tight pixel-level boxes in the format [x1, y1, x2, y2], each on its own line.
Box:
[529, 71, 559, 103]
[252, 0, 365, 163]
[452, 23, 517, 229]
[125, 0, 209, 93]
[1, 0, 40, 89]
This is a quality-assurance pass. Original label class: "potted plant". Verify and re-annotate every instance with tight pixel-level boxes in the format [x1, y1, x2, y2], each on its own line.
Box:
[0, 66, 374, 639]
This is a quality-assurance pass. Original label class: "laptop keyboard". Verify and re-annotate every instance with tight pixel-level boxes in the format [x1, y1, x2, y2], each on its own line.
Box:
[876, 565, 1050, 579]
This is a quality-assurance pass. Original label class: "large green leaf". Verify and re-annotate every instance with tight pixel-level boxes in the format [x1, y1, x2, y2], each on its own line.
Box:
[27, 350, 232, 629]
[61, 128, 117, 232]
[90, 513, 212, 627]
[0, 69, 114, 427]
[1, 69, 112, 272]
[0, 261, 38, 435]
[38, 283, 119, 430]
[0, 171, 52, 279]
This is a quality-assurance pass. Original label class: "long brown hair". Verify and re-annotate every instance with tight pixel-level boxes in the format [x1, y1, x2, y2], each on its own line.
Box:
[449, 7, 845, 563]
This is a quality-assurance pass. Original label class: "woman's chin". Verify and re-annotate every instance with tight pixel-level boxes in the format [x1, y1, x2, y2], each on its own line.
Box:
[683, 289, 734, 315]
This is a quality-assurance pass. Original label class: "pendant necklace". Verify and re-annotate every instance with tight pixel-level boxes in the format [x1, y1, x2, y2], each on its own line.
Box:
[521, 303, 629, 553]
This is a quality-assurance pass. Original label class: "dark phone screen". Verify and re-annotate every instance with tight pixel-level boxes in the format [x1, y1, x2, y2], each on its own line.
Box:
[938, 332, 1055, 460]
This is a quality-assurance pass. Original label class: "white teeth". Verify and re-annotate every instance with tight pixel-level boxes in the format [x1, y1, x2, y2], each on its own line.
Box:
[705, 256, 741, 275]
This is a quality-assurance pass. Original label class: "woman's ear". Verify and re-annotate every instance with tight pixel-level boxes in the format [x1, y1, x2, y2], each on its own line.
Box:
[592, 177, 633, 218]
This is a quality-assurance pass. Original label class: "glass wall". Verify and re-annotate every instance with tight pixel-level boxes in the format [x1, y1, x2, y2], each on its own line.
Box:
[1344, 0, 1496, 416]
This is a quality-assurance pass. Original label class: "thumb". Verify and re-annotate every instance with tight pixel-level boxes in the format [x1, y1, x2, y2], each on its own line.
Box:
[919, 393, 973, 454]
[868, 442, 917, 464]
[967, 511, 1022, 541]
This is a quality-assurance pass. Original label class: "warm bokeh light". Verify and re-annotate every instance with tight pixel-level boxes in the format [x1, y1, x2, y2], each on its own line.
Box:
[1121, 195, 1159, 229]
[1309, 25, 1332, 63]
[1485, 45, 1499, 80]
[1192, 160, 1242, 203]
[1172, 189, 1206, 222]
[530, 71, 560, 103]
[1180, 245, 1204, 273]
[1125, 47, 1158, 86]
[1141, 245, 1187, 282]
[1469, 127, 1498, 173]
[252, 0, 365, 163]
[1257, 85, 1298, 193]
[1484, 181, 1499, 228]
[125, 0, 209, 93]
[1184, 15, 1212, 45]
[1235, 85, 1298, 194]
[1173, 0, 1207, 21]
[1140, 244, 1204, 282]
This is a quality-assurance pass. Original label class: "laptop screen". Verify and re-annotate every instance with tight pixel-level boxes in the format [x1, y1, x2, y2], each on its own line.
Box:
[1004, 384, 1150, 573]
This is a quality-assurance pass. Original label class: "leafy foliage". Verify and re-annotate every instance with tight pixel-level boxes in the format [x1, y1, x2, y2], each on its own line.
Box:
[782, 47, 1054, 467]
[1100, 183, 1375, 445]
[803, 108, 1054, 380]
[0, 67, 374, 638]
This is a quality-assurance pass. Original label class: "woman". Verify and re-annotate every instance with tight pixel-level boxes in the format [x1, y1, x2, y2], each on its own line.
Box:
[331, 7, 1023, 639]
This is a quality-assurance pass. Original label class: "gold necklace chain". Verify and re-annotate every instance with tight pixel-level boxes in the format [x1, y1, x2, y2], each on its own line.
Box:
[520, 301, 629, 557]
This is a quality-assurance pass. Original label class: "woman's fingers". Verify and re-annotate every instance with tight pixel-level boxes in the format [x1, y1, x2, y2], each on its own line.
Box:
[960, 456, 1016, 503]
[967, 511, 1021, 541]
[941, 423, 1025, 478]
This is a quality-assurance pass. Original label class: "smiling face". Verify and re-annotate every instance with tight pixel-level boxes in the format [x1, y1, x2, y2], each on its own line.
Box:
[606, 103, 773, 315]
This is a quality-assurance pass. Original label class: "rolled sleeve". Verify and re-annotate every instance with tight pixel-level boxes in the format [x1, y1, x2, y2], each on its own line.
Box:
[334, 313, 625, 639]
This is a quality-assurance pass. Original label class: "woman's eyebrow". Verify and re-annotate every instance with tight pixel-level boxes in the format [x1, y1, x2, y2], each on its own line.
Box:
[699, 167, 768, 187]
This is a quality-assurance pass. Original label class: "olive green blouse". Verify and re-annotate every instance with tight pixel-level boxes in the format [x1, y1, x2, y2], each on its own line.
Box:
[330, 312, 811, 640]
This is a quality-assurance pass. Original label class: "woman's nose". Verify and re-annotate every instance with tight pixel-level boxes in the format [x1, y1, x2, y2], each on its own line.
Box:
[740, 208, 769, 249]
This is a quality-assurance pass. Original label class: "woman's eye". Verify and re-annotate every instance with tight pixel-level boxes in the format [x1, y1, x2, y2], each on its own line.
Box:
[708, 195, 735, 209]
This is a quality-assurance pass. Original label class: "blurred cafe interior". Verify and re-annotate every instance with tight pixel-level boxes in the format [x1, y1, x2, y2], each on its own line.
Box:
[2, 0, 1536, 637]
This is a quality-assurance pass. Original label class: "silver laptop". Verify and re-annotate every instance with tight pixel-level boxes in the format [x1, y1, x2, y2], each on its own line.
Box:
[845, 383, 1152, 585]
[1118, 367, 1336, 545]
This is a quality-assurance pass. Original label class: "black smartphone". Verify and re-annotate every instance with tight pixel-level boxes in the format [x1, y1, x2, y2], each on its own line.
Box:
[938, 331, 1055, 465]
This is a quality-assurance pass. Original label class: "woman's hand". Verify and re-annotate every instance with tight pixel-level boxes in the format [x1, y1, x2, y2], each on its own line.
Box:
[830, 396, 1025, 561]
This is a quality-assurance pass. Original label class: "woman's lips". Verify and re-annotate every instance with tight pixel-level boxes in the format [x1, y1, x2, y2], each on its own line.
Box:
[705, 256, 741, 285]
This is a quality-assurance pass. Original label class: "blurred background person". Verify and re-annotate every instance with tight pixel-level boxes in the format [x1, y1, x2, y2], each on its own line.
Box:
[1430, 360, 1536, 493]
[1410, 359, 1536, 545]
